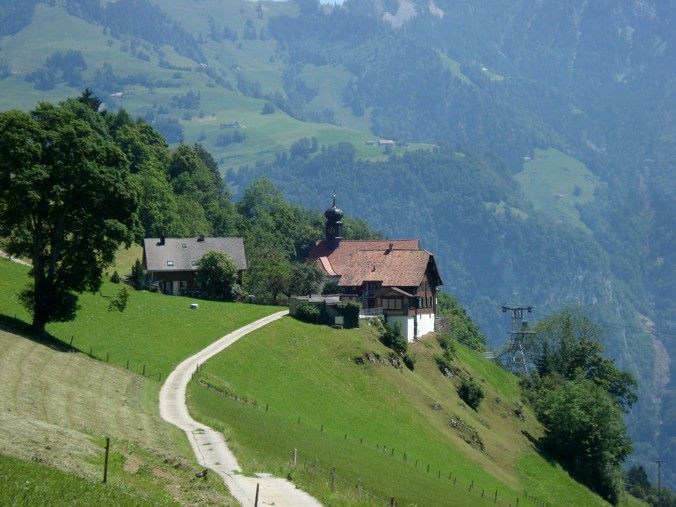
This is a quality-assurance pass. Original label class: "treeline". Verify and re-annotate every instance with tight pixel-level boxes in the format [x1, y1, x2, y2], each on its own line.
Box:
[72, 92, 378, 303]
[64, 0, 204, 62]
[0, 0, 39, 36]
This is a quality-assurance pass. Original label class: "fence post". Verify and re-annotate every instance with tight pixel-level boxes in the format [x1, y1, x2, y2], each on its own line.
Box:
[89, 346, 93, 357]
[254, 483, 260, 507]
[102, 437, 110, 483]
[106, 352, 109, 363]
[292, 448, 297, 466]
[313, 460, 318, 480]
[70, 336, 74, 346]
[357, 479, 362, 499]
[142, 364, 145, 376]
[331, 466, 336, 491]
[126, 359, 129, 369]
[390, 497, 396, 507]
[494, 489, 498, 503]
[469, 480, 474, 491]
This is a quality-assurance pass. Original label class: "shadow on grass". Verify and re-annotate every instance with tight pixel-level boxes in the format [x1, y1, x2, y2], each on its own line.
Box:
[0, 314, 73, 353]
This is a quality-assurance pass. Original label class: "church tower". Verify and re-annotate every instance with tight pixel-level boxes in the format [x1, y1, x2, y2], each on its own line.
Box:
[324, 194, 343, 242]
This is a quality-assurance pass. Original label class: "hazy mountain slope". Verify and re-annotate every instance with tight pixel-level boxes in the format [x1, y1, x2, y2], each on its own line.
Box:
[0, 0, 672, 488]
[0, 1, 427, 168]
[255, 0, 674, 487]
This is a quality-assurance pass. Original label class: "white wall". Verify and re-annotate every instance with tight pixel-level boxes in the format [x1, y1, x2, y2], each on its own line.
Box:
[416, 313, 435, 339]
[386, 313, 436, 342]
[386, 315, 415, 341]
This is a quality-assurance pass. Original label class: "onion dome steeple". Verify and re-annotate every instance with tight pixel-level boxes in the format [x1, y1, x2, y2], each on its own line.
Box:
[324, 193, 343, 242]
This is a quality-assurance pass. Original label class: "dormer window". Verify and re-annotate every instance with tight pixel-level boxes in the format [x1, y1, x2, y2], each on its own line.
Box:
[167, 260, 174, 267]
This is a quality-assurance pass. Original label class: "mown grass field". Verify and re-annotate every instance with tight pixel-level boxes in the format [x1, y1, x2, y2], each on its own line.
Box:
[0, 253, 283, 505]
[515, 148, 598, 232]
[187, 316, 619, 507]
[0, 1, 432, 171]
[0, 326, 235, 506]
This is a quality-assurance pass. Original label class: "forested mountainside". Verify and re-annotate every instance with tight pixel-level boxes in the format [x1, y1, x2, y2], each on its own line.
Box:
[0, 0, 672, 488]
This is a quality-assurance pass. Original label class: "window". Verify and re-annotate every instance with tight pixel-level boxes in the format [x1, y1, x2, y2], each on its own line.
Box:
[179, 280, 187, 289]
[166, 260, 174, 267]
[382, 298, 403, 310]
[190, 259, 198, 267]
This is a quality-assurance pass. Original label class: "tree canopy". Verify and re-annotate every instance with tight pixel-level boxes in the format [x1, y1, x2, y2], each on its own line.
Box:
[0, 99, 139, 332]
[523, 308, 638, 504]
[196, 250, 239, 301]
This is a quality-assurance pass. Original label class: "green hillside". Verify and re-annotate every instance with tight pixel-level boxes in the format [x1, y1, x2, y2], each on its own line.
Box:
[0, 2, 430, 170]
[0, 256, 280, 379]
[187, 316, 633, 506]
[0, 323, 235, 505]
[515, 148, 599, 232]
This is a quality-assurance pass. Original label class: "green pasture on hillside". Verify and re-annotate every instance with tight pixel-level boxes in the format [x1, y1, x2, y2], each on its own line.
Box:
[515, 148, 598, 232]
[188, 317, 610, 507]
[0, 454, 153, 507]
[0, 257, 280, 379]
[0, 1, 432, 171]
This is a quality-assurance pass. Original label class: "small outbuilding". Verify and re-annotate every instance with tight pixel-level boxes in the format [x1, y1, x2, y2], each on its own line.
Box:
[143, 236, 247, 295]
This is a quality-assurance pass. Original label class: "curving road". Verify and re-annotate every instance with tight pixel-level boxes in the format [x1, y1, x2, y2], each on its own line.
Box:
[159, 310, 322, 507]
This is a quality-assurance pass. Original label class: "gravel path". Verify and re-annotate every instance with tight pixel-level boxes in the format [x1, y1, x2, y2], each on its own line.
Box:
[159, 310, 322, 507]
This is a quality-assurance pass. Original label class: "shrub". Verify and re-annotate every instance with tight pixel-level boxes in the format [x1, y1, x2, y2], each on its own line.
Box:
[130, 259, 145, 290]
[336, 301, 360, 329]
[110, 270, 120, 283]
[295, 302, 320, 324]
[437, 333, 456, 358]
[458, 377, 484, 410]
[380, 322, 407, 355]
[403, 352, 416, 371]
[261, 102, 275, 114]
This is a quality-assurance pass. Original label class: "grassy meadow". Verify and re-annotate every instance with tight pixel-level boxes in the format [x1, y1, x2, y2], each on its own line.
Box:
[187, 316, 615, 507]
[515, 148, 599, 232]
[0, 326, 235, 506]
[0, 453, 156, 507]
[0, 255, 281, 379]
[0, 1, 432, 171]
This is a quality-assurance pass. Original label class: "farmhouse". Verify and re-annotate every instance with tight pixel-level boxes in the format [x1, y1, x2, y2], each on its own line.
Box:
[309, 197, 442, 341]
[143, 236, 247, 295]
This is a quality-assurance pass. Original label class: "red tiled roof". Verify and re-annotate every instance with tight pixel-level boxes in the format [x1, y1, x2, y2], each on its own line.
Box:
[309, 239, 431, 288]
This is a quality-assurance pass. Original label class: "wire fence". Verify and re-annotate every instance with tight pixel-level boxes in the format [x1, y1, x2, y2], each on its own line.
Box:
[194, 374, 553, 507]
[67, 334, 164, 382]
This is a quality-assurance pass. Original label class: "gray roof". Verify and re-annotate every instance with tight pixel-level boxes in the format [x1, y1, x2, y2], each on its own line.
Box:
[143, 237, 247, 272]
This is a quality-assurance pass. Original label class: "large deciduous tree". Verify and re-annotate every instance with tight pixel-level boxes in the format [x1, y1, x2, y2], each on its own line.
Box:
[0, 99, 139, 332]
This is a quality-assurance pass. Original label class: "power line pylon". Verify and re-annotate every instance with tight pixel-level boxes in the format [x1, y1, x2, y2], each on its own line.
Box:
[497, 305, 535, 375]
